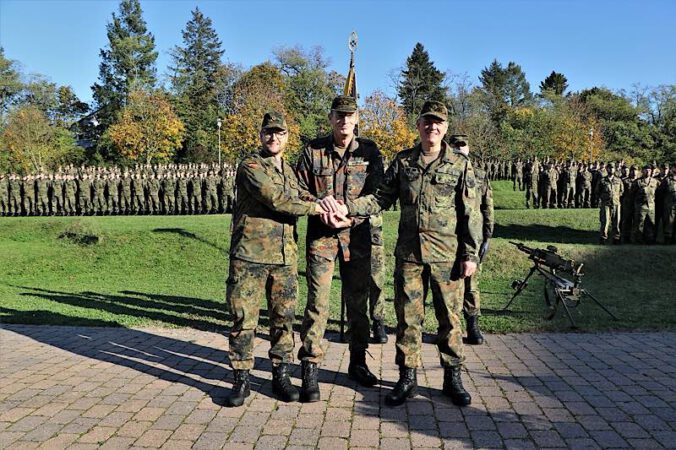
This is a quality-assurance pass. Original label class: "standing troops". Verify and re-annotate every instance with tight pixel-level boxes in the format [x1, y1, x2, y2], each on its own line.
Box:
[78, 173, 92, 215]
[8, 174, 22, 215]
[576, 163, 593, 208]
[368, 213, 388, 343]
[595, 163, 623, 244]
[524, 158, 540, 208]
[0, 173, 9, 216]
[660, 162, 676, 244]
[162, 172, 176, 214]
[631, 165, 659, 244]
[452, 134, 494, 346]
[339, 101, 481, 407]
[120, 171, 132, 215]
[63, 174, 77, 215]
[225, 112, 325, 407]
[147, 173, 161, 214]
[620, 165, 637, 243]
[561, 161, 576, 208]
[295, 95, 384, 402]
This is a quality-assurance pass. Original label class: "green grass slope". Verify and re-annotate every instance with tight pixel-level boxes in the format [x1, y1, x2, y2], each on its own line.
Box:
[1, 191, 674, 333]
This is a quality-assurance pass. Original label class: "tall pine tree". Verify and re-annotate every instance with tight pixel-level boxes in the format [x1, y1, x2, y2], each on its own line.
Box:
[479, 59, 532, 125]
[539, 71, 569, 96]
[92, 0, 158, 131]
[397, 43, 446, 120]
[169, 7, 225, 161]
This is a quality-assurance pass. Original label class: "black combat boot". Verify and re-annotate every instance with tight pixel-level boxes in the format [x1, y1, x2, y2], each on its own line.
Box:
[348, 350, 378, 387]
[372, 319, 388, 344]
[385, 367, 417, 406]
[272, 364, 299, 403]
[300, 360, 320, 402]
[599, 238, 607, 245]
[225, 369, 250, 407]
[443, 366, 472, 406]
[464, 313, 484, 345]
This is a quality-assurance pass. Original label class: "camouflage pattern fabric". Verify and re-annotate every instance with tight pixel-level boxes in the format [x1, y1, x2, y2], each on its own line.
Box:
[596, 175, 624, 241]
[394, 259, 464, 368]
[661, 174, 676, 243]
[295, 135, 384, 363]
[227, 258, 298, 370]
[369, 214, 386, 322]
[632, 177, 659, 244]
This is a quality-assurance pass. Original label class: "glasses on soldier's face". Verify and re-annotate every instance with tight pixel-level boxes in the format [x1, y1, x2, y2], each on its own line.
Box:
[262, 130, 287, 139]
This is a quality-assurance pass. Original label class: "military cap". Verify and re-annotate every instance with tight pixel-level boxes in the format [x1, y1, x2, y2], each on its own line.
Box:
[330, 95, 358, 112]
[449, 134, 469, 146]
[418, 100, 448, 121]
[643, 164, 652, 170]
[261, 111, 287, 132]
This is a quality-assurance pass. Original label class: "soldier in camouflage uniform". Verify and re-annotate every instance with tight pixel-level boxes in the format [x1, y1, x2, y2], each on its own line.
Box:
[92, 174, 106, 215]
[620, 165, 637, 243]
[162, 172, 176, 214]
[22, 175, 35, 216]
[77, 173, 92, 215]
[295, 95, 384, 402]
[106, 173, 120, 215]
[225, 112, 325, 407]
[8, 174, 22, 216]
[542, 162, 558, 209]
[147, 173, 161, 214]
[450, 135, 494, 346]
[368, 212, 388, 344]
[35, 174, 49, 215]
[120, 171, 132, 215]
[524, 158, 539, 208]
[631, 165, 659, 244]
[176, 172, 189, 214]
[660, 162, 676, 244]
[131, 173, 145, 214]
[339, 102, 482, 407]
[595, 163, 623, 244]
[48, 173, 61, 215]
[188, 171, 202, 214]
[203, 170, 219, 214]
[63, 175, 77, 215]
[0, 173, 9, 216]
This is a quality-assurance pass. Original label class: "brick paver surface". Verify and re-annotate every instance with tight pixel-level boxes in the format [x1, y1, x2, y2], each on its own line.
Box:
[1, 325, 674, 449]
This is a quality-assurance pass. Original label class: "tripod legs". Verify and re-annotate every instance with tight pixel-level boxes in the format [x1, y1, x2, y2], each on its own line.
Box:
[502, 266, 538, 311]
[583, 291, 619, 320]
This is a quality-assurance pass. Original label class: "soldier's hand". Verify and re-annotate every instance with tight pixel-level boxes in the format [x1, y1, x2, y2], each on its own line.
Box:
[320, 195, 341, 213]
[321, 211, 352, 229]
[460, 261, 477, 278]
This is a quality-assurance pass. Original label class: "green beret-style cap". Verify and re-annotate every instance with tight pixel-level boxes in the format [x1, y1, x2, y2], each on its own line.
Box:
[261, 111, 287, 131]
[449, 134, 469, 146]
[418, 100, 448, 121]
[330, 95, 358, 112]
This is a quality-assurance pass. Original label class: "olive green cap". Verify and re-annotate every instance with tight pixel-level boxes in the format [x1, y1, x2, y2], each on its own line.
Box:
[418, 100, 448, 121]
[449, 134, 469, 146]
[330, 95, 358, 112]
[261, 111, 287, 132]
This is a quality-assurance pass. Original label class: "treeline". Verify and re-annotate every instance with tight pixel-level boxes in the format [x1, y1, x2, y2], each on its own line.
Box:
[1, 0, 674, 174]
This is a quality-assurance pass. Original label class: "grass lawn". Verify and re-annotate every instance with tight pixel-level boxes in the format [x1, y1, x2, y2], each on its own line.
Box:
[1, 179, 674, 333]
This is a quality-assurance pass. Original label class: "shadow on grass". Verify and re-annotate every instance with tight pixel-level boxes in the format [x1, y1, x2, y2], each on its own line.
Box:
[494, 223, 597, 244]
[152, 227, 227, 253]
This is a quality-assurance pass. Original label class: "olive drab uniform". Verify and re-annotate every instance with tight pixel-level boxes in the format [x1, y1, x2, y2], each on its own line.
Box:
[227, 150, 319, 371]
[348, 142, 482, 369]
[661, 172, 676, 244]
[78, 176, 92, 215]
[462, 166, 494, 318]
[162, 175, 176, 214]
[524, 160, 539, 208]
[620, 174, 636, 242]
[632, 176, 660, 244]
[596, 173, 623, 242]
[295, 135, 384, 363]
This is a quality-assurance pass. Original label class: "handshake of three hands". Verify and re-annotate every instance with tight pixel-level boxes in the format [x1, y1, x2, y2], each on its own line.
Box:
[314, 196, 351, 229]
[312, 195, 478, 278]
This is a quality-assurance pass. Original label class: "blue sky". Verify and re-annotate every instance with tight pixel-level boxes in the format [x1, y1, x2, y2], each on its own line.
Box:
[1, 0, 674, 105]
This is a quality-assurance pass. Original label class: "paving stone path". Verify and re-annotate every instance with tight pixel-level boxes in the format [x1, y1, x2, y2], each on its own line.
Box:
[1, 325, 674, 449]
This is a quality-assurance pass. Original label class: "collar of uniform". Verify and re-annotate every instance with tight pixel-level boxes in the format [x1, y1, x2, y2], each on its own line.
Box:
[409, 141, 454, 168]
[258, 148, 286, 173]
[329, 134, 359, 157]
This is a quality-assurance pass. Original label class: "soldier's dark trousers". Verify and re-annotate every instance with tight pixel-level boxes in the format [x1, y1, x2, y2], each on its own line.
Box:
[299, 249, 370, 363]
[394, 259, 464, 369]
[525, 184, 538, 208]
[227, 258, 297, 370]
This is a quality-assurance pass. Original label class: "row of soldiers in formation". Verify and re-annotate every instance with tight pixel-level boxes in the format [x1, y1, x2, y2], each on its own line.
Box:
[478, 157, 672, 210]
[596, 162, 676, 245]
[0, 163, 237, 217]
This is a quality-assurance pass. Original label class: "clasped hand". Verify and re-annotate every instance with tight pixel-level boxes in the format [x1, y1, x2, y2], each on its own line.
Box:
[316, 195, 351, 228]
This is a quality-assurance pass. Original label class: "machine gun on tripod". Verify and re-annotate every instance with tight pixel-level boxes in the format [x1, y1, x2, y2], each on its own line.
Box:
[502, 241, 618, 328]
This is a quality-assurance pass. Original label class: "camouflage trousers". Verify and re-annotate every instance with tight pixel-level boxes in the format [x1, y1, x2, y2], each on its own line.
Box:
[227, 258, 298, 370]
[542, 186, 557, 208]
[577, 186, 592, 208]
[299, 244, 371, 363]
[599, 204, 621, 240]
[562, 186, 575, 208]
[461, 265, 481, 317]
[394, 259, 464, 369]
[632, 206, 655, 244]
[369, 243, 386, 322]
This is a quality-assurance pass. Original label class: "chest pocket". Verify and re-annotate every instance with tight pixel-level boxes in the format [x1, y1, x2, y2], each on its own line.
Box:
[400, 166, 422, 204]
[346, 163, 368, 198]
[432, 170, 460, 197]
[312, 166, 334, 197]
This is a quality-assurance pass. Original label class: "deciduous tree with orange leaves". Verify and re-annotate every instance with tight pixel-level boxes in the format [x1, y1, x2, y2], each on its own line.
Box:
[360, 90, 416, 161]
